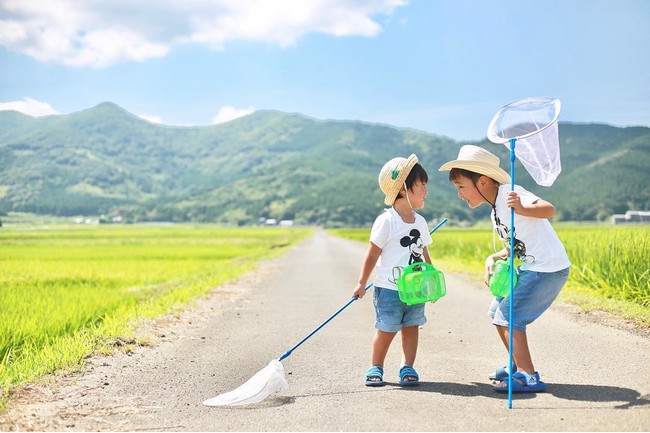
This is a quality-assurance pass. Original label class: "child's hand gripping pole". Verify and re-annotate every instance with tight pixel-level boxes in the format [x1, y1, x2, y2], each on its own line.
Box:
[278, 217, 448, 362]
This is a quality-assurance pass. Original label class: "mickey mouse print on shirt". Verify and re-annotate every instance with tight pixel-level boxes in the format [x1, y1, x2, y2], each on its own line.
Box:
[389, 228, 426, 285]
[400, 229, 425, 265]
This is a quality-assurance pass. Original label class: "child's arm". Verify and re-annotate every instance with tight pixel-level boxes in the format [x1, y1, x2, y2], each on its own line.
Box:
[507, 191, 556, 219]
[424, 246, 441, 304]
[423, 246, 432, 265]
[352, 242, 382, 299]
[484, 248, 508, 286]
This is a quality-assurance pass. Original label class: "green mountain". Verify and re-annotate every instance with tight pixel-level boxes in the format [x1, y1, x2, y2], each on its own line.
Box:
[0, 102, 648, 226]
[478, 123, 650, 221]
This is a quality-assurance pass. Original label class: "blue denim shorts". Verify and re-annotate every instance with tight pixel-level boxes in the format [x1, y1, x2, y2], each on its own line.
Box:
[373, 286, 427, 333]
[488, 267, 569, 332]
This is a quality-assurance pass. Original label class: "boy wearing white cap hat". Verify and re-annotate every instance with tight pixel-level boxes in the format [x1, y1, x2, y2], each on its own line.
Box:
[440, 145, 570, 393]
[352, 154, 433, 387]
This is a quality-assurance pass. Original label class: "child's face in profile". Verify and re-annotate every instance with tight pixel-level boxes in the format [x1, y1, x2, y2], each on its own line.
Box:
[451, 175, 484, 209]
[408, 178, 428, 209]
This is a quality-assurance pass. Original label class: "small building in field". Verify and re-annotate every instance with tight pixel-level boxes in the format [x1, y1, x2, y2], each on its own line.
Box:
[611, 210, 650, 224]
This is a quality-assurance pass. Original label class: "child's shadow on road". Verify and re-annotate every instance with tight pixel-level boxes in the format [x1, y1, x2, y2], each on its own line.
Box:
[416, 381, 650, 409]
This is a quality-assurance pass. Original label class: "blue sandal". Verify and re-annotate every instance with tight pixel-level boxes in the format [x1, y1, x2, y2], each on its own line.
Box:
[399, 365, 419, 386]
[365, 365, 384, 387]
[489, 364, 517, 381]
[494, 371, 547, 393]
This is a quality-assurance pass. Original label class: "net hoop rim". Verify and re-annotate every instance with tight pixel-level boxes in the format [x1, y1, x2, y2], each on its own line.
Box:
[487, 97, 561, 143]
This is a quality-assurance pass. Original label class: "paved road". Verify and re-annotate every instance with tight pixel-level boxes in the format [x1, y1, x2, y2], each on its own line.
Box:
[2, 230, 649, 431]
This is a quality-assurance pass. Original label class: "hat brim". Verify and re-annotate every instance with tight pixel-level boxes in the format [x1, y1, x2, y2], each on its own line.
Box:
[439, 160, 511, 185]
[383, 155, 419, 205]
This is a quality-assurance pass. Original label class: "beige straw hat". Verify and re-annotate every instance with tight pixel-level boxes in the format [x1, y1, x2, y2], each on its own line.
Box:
[439, 145, 511, 185]
[378, 154, 419, 206]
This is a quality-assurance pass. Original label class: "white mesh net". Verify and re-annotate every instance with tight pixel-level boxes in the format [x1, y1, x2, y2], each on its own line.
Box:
[487, 97, 562, 186]
[203, 359, 288, 406]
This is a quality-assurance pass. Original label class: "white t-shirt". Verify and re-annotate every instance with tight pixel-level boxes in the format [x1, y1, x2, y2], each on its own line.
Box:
[370, 207, 433, 291]
[491, 184, 570, 272]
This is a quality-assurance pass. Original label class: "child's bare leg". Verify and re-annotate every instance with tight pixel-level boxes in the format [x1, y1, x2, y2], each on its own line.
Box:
[400, 325, 419, 367]
[495, 325, 535, 377]
[511, 329, 534, 374]
[371, 330, 397, 367]
[496, 325, 509, 350]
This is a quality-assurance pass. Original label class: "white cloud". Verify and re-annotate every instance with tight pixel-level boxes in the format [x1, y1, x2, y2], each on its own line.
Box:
[0, 97, 60, 116]
[0, 0, 407, 67]
[212, 106, 255, 124]
[138, 114, 163, 124]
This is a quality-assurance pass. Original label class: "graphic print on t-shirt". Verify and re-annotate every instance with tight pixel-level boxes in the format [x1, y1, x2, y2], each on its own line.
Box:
[389, 228, 425, 285]
[401, 229, 425, 265]
[494, 212, 535, 264]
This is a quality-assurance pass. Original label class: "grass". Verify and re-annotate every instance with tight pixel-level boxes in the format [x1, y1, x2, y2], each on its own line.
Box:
[329, 224, 650, 325]
[0, 224, 312, 407]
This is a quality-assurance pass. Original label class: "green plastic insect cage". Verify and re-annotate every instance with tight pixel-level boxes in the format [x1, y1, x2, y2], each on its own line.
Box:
[397, 262, 447, 305]
[489, 259, 518, 297]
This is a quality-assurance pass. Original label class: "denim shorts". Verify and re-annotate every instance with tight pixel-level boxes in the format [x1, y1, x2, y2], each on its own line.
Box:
[373, 286, 427, 333]
[488, 267, 570, 332]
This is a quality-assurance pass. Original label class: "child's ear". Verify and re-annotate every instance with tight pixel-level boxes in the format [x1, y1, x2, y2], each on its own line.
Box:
[478, 175, 490, 188]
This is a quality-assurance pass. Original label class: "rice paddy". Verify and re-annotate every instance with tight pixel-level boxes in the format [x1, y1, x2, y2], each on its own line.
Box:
[331, 224, 650, 314]
[0, 224, 311, 402]
[1, 222, 648, 408]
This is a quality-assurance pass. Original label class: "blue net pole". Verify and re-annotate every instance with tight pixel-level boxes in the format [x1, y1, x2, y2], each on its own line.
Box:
[508, 138, 516, 409]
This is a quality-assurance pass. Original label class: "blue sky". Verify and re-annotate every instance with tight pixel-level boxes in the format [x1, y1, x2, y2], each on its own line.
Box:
[1, 0, 648, 141]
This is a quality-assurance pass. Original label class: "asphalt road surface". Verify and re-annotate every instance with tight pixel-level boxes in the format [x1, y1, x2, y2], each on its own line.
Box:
[2, 230, 649, 431]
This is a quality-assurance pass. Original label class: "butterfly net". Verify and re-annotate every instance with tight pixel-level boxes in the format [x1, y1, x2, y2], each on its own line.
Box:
[487, 97, 562, 186]
[203, 359, 288, 407]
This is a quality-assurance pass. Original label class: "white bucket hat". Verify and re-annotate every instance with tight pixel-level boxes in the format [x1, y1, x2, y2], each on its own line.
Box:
[378, 154, 419, 206]
[439, 145, 510, 185]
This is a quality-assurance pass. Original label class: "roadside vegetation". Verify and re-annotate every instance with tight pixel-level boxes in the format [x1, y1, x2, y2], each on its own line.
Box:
[330, 224, 650, 325]
[0, 224, 312, 408]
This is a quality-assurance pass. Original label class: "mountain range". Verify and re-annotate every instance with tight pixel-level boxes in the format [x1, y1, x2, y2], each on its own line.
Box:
[1, 102, 648, 226]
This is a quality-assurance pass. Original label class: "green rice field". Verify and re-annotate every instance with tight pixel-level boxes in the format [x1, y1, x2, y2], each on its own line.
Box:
[331, 224, 650, 320]
[1, 222, 648, 407]
[0, 224, 311, 402]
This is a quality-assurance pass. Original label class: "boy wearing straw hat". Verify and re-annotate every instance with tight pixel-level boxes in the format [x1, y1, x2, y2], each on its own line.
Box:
[440, 145, 570, 393]
[352, 154, 432, 387]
